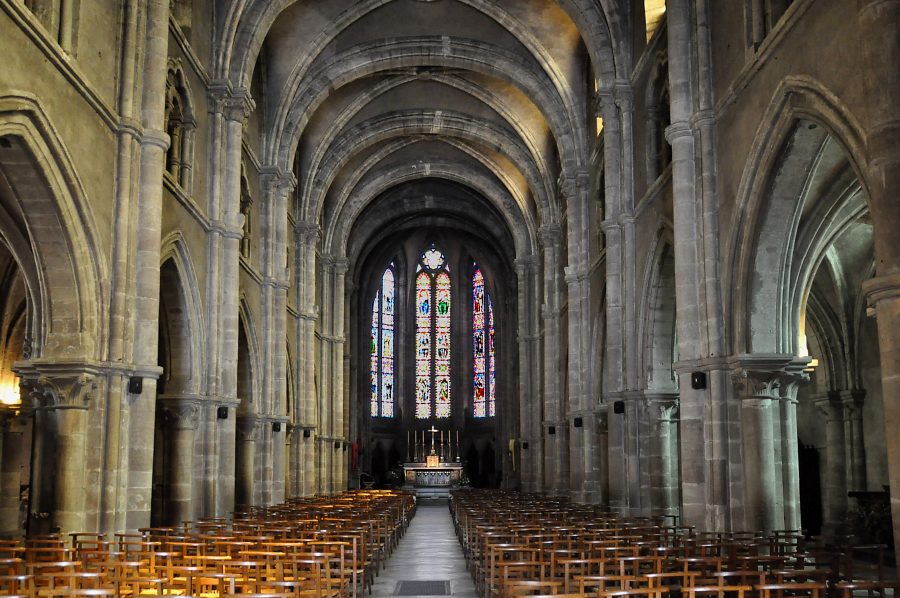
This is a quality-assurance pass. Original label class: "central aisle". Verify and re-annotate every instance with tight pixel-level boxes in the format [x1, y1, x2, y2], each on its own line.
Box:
[370, 501, 477, 597]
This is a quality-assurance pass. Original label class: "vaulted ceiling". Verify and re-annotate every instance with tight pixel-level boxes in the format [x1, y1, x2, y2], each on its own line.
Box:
[216, 0, 625, 266]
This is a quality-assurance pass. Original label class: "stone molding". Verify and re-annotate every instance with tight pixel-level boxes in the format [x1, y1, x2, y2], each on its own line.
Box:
[862, 272, 900, 306]
[236, 415, 262, 442]
[159, 398, 200, 431]
[729, 354, 810, 400]
[20, 372, 97, 411]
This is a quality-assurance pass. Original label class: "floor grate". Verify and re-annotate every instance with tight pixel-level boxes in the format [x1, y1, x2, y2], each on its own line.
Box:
[394, 580, 451, 595]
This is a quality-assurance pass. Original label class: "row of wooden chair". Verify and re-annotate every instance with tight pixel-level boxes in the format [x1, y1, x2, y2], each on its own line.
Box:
[0, 488, 415, 597]
[450, 489, 898, 598]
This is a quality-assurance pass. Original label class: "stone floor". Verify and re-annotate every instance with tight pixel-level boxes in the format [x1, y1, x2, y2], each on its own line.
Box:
[370, 499, 477, 597]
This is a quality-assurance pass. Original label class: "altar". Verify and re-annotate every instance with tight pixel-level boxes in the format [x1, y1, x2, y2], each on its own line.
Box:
[403, 425, 464, 499]
[402, 461, 464, 499]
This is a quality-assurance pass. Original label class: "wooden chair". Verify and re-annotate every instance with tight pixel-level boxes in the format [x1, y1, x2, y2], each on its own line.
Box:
[755, 581, 827, 597]
[684, 585, 753, 597]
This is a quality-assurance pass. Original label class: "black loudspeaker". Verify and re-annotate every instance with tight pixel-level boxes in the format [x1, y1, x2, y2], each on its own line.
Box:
[128, 377, 142, 394]
[691, 371, 707, 389]
[522, 442, 529, 449]
[548, 425, 556, 435]
[217, 406, 228, 419]
[573, 417, 583, 428]
[334, 441, 341, 449]
[272, 422, 281, 432]
[613, 400, 625, 414]
[342, 443, 348, 451]
[303, 428, 311, 438]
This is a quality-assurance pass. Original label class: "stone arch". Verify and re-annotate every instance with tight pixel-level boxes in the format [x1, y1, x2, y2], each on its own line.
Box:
[639, 228, 677, 392]
[158, 233, 204, 396]
[269, 38, 580, 177]
[217, 0, 622, 103]
[727, 76, 870, 355]
[308, 110, 550, 225]
[299, 73, 556, 221]
[0, 93, 104, 361]
[236, 300, 259, 416]
[644, 50, 671, 184]
[165, 60, 197, 192]
[330, 163, 534, 262]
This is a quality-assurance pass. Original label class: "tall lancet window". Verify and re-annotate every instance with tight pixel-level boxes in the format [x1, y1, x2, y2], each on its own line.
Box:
[416, 246, 451, 419]
[472, 266, 496, 417]
[370, 266, 395, 417]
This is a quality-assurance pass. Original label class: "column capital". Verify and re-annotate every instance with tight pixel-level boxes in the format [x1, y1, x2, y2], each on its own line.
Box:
[514, 254, 537, 276]
[296, 221, 321, 246]
[538, 224, 561, 247]
[863, 272, 900, 306]
[236, 415, 262, 442]
[729, 354, 810, 400]
[15, 364, 100, 411]
[160, 397, 200, 431]
[260, 166, 297, 194]
[209, 84, 255, 122]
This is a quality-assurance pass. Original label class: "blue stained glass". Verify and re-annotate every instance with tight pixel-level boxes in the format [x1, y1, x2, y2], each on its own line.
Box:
[371, 267, 396, 418]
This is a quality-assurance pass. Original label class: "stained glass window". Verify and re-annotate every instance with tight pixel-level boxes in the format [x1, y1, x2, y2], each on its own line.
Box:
[415, 246, 451, 419]
[473, 266, 495, 417]
[370, 267, 395, 417]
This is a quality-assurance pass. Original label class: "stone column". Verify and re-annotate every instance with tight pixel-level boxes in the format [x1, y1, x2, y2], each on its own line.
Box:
[331, 259, 349, 492]
[647, 395, 679, 518]
[780, 382, 802, 531]
[732, 359, 808, 532]
[296, 223, 320, 496]
[666, 0, 733, 531]
[235, 415, 259, 508]
[858, 0, 900, 567]
[284, 424, 296, 498]
[161, 399, 199, 525]
[0, 410, 26, 537]
[272, 422, 285, 502]
[736, 383, 780, 532]
[815, 393, 847, 531]
[514, 256, 541, 492]
[259, 170, 294, 505]
[539, 225, 567, 495]
[838, 390, 866, 492]
[20, 372, 97, 536]
[597, 87, 630, 513]
[98, 0, 170, 534]
[205, 86, 253, 516]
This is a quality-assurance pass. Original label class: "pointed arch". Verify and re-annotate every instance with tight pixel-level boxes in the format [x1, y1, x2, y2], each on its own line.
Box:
[638, 226, 677, 391]
[159, 232, 204, 396]
[726, 76, 871, 355]
[237, 298, 260, 415]
[0, 93, 105, 360]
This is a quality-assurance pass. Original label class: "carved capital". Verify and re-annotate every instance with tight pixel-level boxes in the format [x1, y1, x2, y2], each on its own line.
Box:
[237, 416, 261, 442]
[538, 224, 561, 247]
[21, 373, 97, 410]
[161, 398, 200, 431]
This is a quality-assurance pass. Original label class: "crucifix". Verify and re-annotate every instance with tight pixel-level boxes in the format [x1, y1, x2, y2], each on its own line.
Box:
[427, 425, 439, 456]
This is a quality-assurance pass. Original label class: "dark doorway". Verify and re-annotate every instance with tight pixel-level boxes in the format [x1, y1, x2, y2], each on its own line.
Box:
[799, 442, 823, 536]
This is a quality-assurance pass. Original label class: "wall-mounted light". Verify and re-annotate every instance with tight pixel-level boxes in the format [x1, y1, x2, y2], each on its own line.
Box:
[0, 378, 20, 407]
